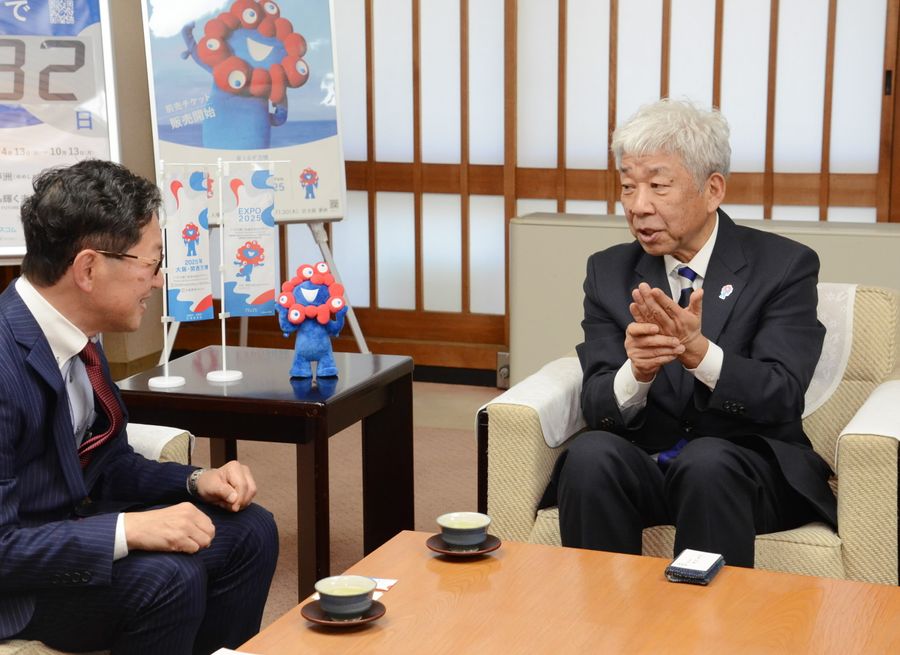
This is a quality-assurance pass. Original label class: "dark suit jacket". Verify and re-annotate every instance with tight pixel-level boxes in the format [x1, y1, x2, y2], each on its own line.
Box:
[572, 210, 836, 527]
[0, 281, 195, 639]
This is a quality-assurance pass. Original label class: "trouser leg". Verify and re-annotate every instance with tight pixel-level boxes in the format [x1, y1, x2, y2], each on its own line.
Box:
[557, 431, 668, 553]
[192, 502, 279, 655]
[666, 437, 795, 568]
[16, 502, 277, 655]
[17, 551, 207, 655]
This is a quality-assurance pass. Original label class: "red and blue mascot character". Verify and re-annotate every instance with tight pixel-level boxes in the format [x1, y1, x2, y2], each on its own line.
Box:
[276, 261, 347, 377]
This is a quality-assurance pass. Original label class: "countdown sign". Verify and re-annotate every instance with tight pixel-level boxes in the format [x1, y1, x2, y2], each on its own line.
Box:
[0, 0, 112, 255]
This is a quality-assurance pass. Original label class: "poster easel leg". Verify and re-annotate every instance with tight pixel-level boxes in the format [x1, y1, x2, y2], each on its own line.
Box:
[308, 222, 369, 354]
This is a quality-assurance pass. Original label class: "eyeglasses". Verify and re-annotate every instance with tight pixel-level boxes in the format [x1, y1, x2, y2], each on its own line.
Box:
[94, 249, 163, 276]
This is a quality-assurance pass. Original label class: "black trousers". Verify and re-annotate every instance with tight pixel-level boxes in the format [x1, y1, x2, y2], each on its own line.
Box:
[16, 502, 278, 655]
[557, 431, 813, 567]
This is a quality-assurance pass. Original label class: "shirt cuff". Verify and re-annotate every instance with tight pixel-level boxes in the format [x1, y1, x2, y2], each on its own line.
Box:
[114, 513, 129, 561]
[614, 360, 653, 411]
[687, 341, 723, 390]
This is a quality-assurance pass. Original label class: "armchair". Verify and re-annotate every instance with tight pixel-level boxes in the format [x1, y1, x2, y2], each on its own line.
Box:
[478, 284, 900, 584]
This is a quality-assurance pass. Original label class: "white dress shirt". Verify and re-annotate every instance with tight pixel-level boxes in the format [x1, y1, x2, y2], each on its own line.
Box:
[613, 217, 725, 422]
[15, 277, 129, 560]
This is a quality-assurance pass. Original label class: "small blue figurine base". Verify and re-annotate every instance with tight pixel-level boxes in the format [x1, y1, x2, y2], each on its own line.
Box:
[275, 262, 348, 379]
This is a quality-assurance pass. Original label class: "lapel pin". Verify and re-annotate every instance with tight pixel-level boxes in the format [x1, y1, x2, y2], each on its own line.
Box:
[719, 284, 734, 300]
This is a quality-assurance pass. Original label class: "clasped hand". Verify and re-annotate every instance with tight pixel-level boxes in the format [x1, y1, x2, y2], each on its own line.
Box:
[124, 460, 257, 554]
[626, 282, 706, 382]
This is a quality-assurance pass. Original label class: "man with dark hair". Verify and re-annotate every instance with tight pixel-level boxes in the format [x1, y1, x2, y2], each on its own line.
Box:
[0, 160, 278, 654]
[545, 100, 835, 568]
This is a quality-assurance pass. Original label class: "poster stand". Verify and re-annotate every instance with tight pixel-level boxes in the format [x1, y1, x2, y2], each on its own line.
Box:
[148, 159, 186, 388]
[308, 221, 369, 354]
[156, 160, 369, 369]
[204, 158, 244, 383]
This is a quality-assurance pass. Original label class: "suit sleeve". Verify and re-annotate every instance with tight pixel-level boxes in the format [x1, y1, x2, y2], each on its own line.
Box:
[699, 245, 825, 426]
[91, 431, 193, 504]
[576, 253, 632, 431]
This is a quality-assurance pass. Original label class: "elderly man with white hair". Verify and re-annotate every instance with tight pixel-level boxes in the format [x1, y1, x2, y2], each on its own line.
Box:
[540, 99, 836, 568]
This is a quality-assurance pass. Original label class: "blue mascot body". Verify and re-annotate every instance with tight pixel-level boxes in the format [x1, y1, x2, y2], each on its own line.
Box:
[276, 261, 347, 378]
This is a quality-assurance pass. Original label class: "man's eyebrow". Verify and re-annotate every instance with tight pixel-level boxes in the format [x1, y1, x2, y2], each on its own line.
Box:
[618, 165, 674, 175]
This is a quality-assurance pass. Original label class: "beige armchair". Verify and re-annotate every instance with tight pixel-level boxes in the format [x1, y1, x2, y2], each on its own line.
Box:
[0, 425, 193, 655]
[478, 284, 900, 584]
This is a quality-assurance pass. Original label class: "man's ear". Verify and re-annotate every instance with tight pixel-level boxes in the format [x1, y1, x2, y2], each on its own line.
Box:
[70, 250, 98, 292]
[705, 173, 726, 212]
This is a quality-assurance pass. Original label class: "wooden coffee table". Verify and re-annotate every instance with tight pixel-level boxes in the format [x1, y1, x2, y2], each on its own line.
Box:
[118, 346, 414, 600]
[242, 530, 900, 654]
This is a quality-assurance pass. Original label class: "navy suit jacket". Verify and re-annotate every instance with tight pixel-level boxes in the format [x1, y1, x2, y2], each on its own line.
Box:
[573, 210, 836, 527]
[0, 282, 195, 638]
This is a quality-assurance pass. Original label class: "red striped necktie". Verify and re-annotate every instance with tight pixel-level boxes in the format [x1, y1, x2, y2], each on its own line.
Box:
[77, 341, 124, 468]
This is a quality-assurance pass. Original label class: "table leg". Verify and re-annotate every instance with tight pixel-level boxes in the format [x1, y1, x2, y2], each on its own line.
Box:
[209, 437, 237, 468]
[361, 372, 415, 553]
[296, 423, 331, 599]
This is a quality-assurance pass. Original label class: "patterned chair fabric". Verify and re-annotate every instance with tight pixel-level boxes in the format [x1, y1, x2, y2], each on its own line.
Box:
[483, 285, 900, 584]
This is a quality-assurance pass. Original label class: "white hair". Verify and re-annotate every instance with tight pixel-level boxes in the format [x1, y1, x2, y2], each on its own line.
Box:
[611, 99, 731, 190]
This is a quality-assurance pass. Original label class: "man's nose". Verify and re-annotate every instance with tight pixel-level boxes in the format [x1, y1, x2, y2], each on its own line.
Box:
[629, 186, 655, 215]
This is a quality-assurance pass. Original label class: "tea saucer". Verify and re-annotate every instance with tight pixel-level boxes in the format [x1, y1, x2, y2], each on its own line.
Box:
[300, 600, 386, 627]
[426, 533, 502, 556]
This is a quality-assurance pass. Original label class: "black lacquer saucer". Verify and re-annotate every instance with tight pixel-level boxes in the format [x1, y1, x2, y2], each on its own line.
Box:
[426, 533, 502, 557]
[300, 599, 386, 627]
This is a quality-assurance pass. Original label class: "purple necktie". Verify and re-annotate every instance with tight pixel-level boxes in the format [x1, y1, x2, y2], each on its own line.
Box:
[657, 266, 697, 471]
[77, 341, 124, 468]
[657, 438, 688, 472]
[677, 266, 698, 308]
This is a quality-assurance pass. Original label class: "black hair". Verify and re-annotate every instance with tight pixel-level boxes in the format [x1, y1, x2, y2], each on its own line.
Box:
[20, 159, 161, 286]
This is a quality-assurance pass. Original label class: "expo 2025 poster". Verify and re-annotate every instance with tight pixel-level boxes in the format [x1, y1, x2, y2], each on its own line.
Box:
[143, 0, 345, 223]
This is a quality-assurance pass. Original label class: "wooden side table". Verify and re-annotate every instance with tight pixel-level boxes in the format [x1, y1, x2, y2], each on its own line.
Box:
[117, 346, 415, 599]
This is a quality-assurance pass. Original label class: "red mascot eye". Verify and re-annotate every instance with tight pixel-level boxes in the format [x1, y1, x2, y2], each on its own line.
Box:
[330, 297, 344, 311]
[316, 262, 329, 274]
[242, 8, 259, 26]
[263, 1, 279, 16]
[213, 57, 251, 93]
[198, 37, 230, 67]
[282, 56, 310, 87]
[228, 69, 247, 89]
[278, 293, 292, 307]
[288, 306, 304, 324]
[300, 265, 314, 279]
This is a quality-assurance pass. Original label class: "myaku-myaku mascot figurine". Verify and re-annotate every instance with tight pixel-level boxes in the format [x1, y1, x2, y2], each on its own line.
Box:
[276, 261, 347, 378]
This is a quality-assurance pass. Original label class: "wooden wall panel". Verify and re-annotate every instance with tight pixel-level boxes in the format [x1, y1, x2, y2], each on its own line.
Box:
[54, 0, 898, 373]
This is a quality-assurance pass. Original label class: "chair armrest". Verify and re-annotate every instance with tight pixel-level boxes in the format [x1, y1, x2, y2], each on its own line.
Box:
[484, 356, 586, 447]
[127, 423, 193, 465]
[481, 357, 585, 542]
[836, 380, 900, 584]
